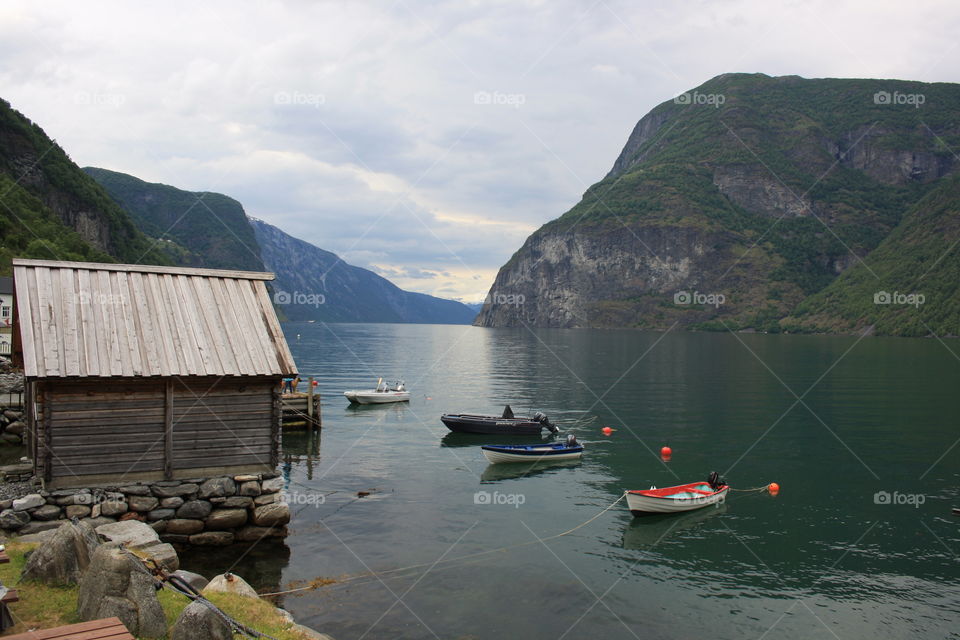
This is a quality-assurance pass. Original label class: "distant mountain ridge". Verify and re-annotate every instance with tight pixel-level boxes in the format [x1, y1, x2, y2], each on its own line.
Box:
[82, 167, 476, 324]
[250, 218, 477, 324]
[476, 73, 960, 337]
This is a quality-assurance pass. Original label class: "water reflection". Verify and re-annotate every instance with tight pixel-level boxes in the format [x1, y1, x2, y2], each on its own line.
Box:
[178, 538, 291, 594]
[622, 504, 728, 549]
[281, 430, 322, 480]
[481, 459, 582, 482]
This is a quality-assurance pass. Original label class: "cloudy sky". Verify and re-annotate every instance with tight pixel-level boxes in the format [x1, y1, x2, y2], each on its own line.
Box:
[2, 1, 959, 301]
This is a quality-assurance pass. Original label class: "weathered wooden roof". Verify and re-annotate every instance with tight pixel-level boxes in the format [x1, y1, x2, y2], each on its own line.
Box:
[13, 259, 297, 378]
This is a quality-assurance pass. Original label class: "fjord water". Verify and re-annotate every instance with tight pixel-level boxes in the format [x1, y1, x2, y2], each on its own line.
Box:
[186, 323, 959, 639]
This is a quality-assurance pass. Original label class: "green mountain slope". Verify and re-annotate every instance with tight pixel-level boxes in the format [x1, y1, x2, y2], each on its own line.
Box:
[84, 167, 264, 272]
[785, 176, 960, 336]
[0, 99, 168, 273]
[476, 74, 960, 335]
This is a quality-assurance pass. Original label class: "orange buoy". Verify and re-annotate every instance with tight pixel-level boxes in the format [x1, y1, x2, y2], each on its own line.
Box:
[602, 426, 613, 436]
[660, 446, 672, 457]
[768, 482, 780, 495]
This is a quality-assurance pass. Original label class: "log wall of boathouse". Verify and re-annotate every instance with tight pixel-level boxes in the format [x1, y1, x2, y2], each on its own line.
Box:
[32, 376, 281, 488]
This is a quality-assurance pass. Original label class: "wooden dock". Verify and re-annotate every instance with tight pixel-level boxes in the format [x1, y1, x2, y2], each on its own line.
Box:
[281, 376, 321, 430]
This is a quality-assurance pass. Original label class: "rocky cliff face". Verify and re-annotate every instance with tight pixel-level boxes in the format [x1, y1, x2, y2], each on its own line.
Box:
[476, 74, 960, 334]
[0, 99, 165, 270]
[481, 223, 765, 329]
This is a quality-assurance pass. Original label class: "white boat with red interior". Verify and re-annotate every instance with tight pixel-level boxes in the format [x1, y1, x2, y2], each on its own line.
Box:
[626, 472, 728, 516]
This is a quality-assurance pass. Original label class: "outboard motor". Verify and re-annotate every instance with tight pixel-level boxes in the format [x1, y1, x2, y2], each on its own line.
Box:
[707, 471, 726, 490]
[533, 412, 559, 433]
[565, 434, 578, 447]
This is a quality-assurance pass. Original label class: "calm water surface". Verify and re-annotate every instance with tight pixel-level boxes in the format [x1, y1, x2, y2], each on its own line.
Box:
[183, 323, 960, 639]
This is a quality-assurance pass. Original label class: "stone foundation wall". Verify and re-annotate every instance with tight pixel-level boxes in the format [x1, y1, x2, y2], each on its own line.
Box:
[0, 406, 26, 446]
[0, 473, 292, 545]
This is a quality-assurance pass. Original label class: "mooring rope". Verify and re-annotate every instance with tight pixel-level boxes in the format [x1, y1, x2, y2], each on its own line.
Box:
[259, 492, 628, 598]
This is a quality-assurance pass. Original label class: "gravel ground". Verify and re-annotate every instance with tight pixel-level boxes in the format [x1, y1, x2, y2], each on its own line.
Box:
[0, 479, 34, 502]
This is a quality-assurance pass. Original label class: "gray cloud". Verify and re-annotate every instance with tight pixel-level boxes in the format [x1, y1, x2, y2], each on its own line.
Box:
[2, 0, 959, 299]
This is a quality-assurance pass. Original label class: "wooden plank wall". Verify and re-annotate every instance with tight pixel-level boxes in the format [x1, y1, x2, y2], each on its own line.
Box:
[46, 380, 166, 478]
[170, 378, 275, 470]
[36, 377, 280, 482]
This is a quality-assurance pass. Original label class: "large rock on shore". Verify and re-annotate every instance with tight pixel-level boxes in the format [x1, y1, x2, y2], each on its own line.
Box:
[171, 600, 233, 640]
[202, 573, 259, 599]
[21, 520, 100, 585]
[96, 520, 179, 571]
[77, 543, 166, 638]
[0, 509, 31, 530]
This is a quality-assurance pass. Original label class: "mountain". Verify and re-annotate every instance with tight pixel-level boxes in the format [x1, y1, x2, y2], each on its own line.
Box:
[83, 167, 264, 272]
[475, 73, 960, 336]
[0, 98, 167, 273]
[85, 167, 477, 324]
[250, 218, 477, 324]
[785, 175, 960, 337]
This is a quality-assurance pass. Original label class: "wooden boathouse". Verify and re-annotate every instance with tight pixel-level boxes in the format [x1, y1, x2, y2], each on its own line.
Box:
[11, 258, 298, 489]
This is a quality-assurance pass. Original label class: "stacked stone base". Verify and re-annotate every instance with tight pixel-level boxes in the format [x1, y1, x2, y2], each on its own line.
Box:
[0, 407, 26, 446]
[0, 473, 291, 546]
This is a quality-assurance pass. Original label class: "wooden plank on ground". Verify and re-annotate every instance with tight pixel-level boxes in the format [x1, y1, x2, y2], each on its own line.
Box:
[2, 616, 134, 640]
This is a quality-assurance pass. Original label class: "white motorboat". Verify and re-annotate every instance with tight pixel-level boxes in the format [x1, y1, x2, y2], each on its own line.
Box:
[344, 378, 410, 404]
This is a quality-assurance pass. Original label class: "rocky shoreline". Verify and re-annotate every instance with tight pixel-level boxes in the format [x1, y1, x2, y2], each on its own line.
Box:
[8, 518, 332, 640]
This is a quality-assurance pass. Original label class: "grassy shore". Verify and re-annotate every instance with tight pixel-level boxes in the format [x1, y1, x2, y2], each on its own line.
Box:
[0, 540, 316, 640]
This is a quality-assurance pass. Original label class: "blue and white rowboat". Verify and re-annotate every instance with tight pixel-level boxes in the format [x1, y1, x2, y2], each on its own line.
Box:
[481, 442, 584, 464]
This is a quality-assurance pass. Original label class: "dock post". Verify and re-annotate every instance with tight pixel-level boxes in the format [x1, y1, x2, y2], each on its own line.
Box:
[307, 376, 315, 429]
